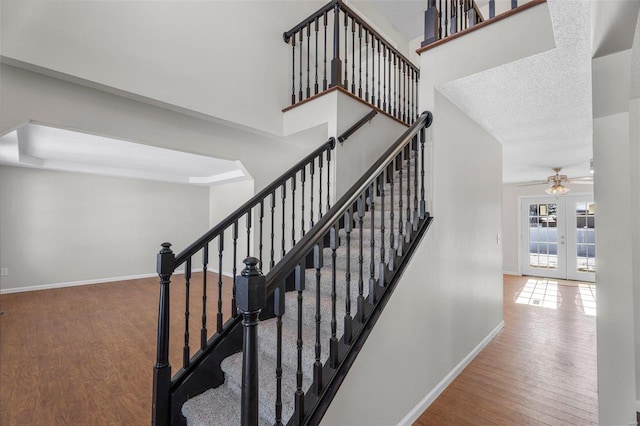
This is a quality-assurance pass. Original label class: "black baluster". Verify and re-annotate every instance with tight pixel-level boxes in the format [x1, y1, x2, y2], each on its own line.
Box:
[258, 201, 264, 271]
[183, 257, 191, 369]
[420, 126, 427, 219]
[310, 158, 315, 229]
[323, 12, 328, 90]
[439, 0, 443, 40]
[450, 0, 456, 35]
[274, 282, 285, 426]
[415, 69, 420, 120]
[405, 144, 412, 243]
[397, 151, 404, 256]
[382, 45, 387, 112]
[291, 176, 296, 247]
[329, 225, 339, 368]
[371, 35, 376, 106]
[294, 263, 305, 423]
[326, 146, 332, 212]
[318, 152, 323, 220]
[388, 163, 395, 271]
[313, 244, 323, 395]
[153, 242, 174, 426]
[358, 23, 363, 98]
[464, 0, 468, 30]
[368, 182, 376, 303]
[356, 194, 365, 322]
[237, 257, 266, 426]
[387, 47, 393, 114]
[393, 53, 397, 118]
[511, 0, 518, 9]
[330, 2, 341, 88]
[246, 210, 251, 259]
[307, 22, 311, 98]
[299, 30, 303, 101]
[376, 39, 381, 108]
[301, 167, 306, 237]
[402, 62, 407, 123]
[351, 17, 356, 94]
[217, 235, 224, 333]
[281, 182, 286, 258]
[413, 134, 419, 230]
[489, 0, 495, 18]
[365, 30, 369, 102]
[343, 209, 353, 344]
[291, 34, 296, 105]
[315, 18, 319, 95]
[201, 244, 209, 347]
[232, 223, 238, 317]
[344, 12, 348, 88]
[445, 0, 449, 37]
[378, 172, 386, 284]
[270, 191, 276, 269]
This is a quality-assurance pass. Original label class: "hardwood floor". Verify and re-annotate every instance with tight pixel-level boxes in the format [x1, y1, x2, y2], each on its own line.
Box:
[1, 274, 597, 425]
[414, 275, 598, 425]
[0, 272, 234, 425]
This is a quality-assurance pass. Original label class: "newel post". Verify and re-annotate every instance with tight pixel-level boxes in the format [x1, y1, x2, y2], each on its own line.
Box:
[237, 257, 266, 426]
[152, 242, 175, 426]
[330, 1, 342, 88]
[421, 0, 440, 47]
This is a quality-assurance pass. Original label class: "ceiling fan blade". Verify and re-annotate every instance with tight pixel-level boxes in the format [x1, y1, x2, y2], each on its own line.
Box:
[517, 181, 548, 187]
[571, 180, 594, 185]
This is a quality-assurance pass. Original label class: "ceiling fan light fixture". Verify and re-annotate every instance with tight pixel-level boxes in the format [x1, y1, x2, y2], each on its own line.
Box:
[545, 183, 570, 195]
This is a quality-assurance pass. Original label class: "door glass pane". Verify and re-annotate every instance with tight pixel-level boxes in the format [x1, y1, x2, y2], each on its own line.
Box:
[529, 203, 558, 269]
[576, 202, 596, 273]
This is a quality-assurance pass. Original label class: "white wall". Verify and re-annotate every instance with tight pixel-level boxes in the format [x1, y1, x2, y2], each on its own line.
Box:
[630, 96, 640, 413]
[0, 166, 209, 292]
[502, 182, 593, 275]
[0, 65, 330, 289]
[593, 111, 637, 424]
[0, 0, 331, 135]
[322, 92, 503, 425]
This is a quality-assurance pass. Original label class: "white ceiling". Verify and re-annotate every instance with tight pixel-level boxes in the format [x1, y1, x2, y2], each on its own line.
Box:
[371, 0, 596, 184]
[0, 123, 245, 185]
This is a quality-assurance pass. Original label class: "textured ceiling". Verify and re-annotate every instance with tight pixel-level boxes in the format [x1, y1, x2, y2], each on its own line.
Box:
[438, 0, 593, 183]
[372, 0, 596, 184]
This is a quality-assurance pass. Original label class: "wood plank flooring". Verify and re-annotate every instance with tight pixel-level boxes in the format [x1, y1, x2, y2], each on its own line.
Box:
[0, 272, 234, 425]
[0, 274, 597, 425]
[414, 275, 598, 425]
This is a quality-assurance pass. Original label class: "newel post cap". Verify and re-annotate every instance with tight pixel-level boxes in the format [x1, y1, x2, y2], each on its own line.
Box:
[157, 242, 175, 276]
[236, 257, 266, 313]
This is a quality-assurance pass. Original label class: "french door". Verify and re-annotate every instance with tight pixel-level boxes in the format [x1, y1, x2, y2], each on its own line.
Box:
[520, 195, 595, 282]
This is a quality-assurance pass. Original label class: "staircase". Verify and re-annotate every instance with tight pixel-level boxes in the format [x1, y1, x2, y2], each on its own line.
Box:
[181, 144, 428, 425]
[152, 110, 433, 425]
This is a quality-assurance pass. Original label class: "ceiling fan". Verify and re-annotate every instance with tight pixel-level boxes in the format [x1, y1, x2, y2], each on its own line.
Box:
[519, 167, 593, 195]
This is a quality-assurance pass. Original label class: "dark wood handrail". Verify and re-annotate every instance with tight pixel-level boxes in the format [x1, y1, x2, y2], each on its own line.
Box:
[338, 109, 377, 143]
[263, 110, 433, 294]
[174, 139, 335, 267]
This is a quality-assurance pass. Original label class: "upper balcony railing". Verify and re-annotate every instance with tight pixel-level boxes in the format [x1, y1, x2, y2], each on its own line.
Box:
[283, 0, 420, 126]
[420, 0, 543, 50]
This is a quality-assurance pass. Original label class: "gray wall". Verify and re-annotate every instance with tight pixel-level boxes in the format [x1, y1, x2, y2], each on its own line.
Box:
[322, 93, 503, 425]
[0, 166, 209, 291]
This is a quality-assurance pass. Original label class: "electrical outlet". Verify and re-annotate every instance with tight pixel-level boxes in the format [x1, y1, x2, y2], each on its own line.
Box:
[0, 268, 8, 276]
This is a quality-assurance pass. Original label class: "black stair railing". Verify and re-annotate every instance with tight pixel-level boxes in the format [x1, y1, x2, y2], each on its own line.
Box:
[152, 110, 379, 426]
[421, 0, 542, 47]
[240, 110, 433, 425]
[283, 0, 420, 126]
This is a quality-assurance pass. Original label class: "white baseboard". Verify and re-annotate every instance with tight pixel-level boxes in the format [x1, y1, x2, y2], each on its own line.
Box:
[503, 271, 521, 276]
[0, 268, 234, 294]
[397, 320, 506, 426]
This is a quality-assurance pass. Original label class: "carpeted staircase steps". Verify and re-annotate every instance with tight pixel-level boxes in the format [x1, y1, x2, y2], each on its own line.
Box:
[181, 162, 419, 425]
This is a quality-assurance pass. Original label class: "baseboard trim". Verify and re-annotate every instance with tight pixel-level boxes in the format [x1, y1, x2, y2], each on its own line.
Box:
[503, 271, 521, 276]
[0, 268, 234, 294]
[397, 320, 506, 425]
